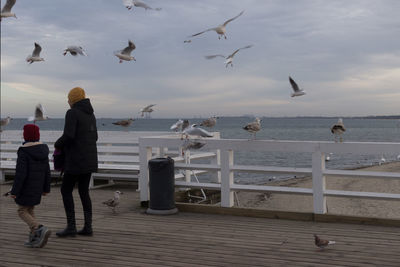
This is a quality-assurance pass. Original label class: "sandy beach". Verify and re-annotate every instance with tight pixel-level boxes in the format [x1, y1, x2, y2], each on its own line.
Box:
[236, 161, 400, 219]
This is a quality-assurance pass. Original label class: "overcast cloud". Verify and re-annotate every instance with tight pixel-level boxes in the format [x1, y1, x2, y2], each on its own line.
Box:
[1, 0, 400, 118]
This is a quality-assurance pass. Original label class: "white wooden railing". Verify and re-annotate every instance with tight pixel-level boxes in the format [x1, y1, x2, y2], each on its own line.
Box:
[139, 137, 400, 214]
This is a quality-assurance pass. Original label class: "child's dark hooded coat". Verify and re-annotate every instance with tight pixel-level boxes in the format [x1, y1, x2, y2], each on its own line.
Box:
[11, 142, 51, 206]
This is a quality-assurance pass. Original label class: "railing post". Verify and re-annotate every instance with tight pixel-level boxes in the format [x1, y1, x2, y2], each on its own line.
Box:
[185, 150, 191, 183]
[220, 149, 234, 207]
[312, 151, 326, 214]
[0, 170, 5, 184]
[139, 144, 152, 203]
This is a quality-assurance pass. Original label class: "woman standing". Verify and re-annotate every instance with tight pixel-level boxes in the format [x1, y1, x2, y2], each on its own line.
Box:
[55, 87, 98, 237]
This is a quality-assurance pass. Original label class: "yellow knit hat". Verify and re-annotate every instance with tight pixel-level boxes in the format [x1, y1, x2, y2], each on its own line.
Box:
[68, 87, 86, 105]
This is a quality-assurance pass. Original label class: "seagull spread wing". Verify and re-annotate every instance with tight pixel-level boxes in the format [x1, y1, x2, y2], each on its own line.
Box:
[121, 40, 136, 55]
[229, 45, 253, 58]
[223, 10, 244, 26]
[143, 104, 155, 110]
[32, 43, 42, 57]
[2, 0, 16, 13]
[190, 28, 216, 37]
[205, 54, 226, 60]
[35, 104, 44, 119]
[289, 76, 300, 92]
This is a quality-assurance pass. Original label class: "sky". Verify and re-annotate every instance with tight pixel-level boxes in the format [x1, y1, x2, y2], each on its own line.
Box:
[1, 0, 400, 118]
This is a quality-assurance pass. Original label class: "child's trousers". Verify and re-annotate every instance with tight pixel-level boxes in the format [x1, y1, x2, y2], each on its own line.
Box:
[17, 205, 40, 231]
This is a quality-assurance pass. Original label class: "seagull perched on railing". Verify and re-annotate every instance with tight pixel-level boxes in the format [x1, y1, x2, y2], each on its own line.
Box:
[123, 0, 161, 11]
[314, 234, 335, 250]
[112, 118, 134, 127]
[0, 116, 12, 131]
[26, 43, 44, 64]
[1, 0, 17, 21]
[205, 45, 253, 68]
[63, 46, 87, 57]
[243, 117, 261, 140]
[289, 76, 306, 97]
[200, 116, 218, 128]
[28, 104, 49, 122]
[102, 191, 123, 214]
[114, 40, 136, 63]
[189, 10, 244, 40]
[170, 119, 184, 132]
[331, 118, 346, 143]
[183, 124, 213, 139]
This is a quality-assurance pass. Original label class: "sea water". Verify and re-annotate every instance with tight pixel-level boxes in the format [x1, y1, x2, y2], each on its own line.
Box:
[4, 117, 400, 184]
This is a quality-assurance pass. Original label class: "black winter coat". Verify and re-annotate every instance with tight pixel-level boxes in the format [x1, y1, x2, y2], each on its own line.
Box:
[55, 98, 98, 174]
[11, 142, 51, 206]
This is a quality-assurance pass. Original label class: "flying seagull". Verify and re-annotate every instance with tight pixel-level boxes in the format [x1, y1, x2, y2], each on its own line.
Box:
[183, 124, 213, 139]
[200, 116, 218, 128]
[63, 46, 87, 56]
[289, 76, 306, 97]
[243, 117, 261, 140]
[181, 139, 206, 156]
[314, 234, 335, 249]
[28, 103, 49, 122]
[102, 190, 123, 214]
[331, 118, 346, 143]
[112, 118, 134, 127]
[114, 40, 136, 63]
[139, 104, 155, 118]
[0, 0, 17, 21]
[189, 10, 244, 40]
[170, 119, 184, 132]
[123, 0, 161, 11]
[26, 43, 44, 64]
[205, 45, 253, 68]
[0, 116, 12, 132]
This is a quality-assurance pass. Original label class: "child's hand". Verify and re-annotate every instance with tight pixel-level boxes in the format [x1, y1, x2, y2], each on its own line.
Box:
[10, 195, 16, 199]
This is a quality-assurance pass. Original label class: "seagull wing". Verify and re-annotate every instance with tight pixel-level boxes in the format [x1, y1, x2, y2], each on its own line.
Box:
[123, 0, 134, 8]
[229, 45, 253, 58]
[35, 104, 44, 119]
[223, 10, 244, 26]
[190, 28, 216, 37]
[204, 54, 226, 60]
[121, 40, 136, 55]
[143, 104, 156, 110]
[32, 43, 42, 57]
[133, 1, 152, 10]
[2, 0, 16, 13]
[289, 76, 300, 92]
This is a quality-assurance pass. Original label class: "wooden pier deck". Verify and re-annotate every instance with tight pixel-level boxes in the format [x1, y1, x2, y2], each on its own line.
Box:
[1, 183, 400, 267]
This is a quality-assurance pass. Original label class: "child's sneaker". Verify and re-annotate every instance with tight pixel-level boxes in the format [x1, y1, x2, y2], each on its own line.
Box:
[23, 232, 36, 248]
[31, 225, 51, 248]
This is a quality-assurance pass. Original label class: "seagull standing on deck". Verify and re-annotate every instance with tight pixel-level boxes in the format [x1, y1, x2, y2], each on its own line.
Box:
[331, 118, 346, 143]
[103, 191, 123, 214]
[114, 40, 136, 63]
[26, 43, 44, 64]
[1, 0, 17, 21]
[189, 10, 244, 40]
[63, 46, 87, 56]
[205, 45, 253, 68]
[289, 76, 306, 97]
[243, 117, 261, 140]
[28, 104, 49, 123]
[314, 234, 336, 250]
[123, 0, 161, 11]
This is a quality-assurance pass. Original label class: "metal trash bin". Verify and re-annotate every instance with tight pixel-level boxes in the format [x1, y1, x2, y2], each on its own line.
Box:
[146, 157, 178, 215]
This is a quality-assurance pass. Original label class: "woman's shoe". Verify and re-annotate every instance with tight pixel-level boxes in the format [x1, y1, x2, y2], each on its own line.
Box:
[77, 226, 93, 236]
[56, 226, 77, 237]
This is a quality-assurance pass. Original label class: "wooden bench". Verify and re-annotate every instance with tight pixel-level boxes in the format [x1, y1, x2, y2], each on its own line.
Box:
[0, 130, 218, 188]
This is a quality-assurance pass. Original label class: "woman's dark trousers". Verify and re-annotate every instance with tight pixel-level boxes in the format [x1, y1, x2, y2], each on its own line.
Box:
[56, 172, 92, 237]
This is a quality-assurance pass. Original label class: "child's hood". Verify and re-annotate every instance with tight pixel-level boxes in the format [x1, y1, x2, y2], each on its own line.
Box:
[19, 142, 49, 160]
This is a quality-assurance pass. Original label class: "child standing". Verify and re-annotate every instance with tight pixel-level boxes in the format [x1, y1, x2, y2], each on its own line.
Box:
[10, 124, 52, 248]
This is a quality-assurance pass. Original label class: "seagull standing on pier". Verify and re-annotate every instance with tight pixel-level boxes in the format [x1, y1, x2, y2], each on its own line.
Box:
[289, 76, 306, 97]
[200, 116, 218, 128]
[314, 234, 335, 250]
[0, 0, 17, 21]
[123, 0, 161, 11]
[28, 104, 49, 123]
[63, 46, 87, 56]
[189, 10, 244, 40]
[102, 191, 123, 214]
[0, 116, 12, 131]
[243, 118, 261, 140]
[331, 118, 346, 143]
[205, 45, 253, 68]
[26, 43, 44, 64]
[114, 40, 136, 63]
[112, 118, 134, 127]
